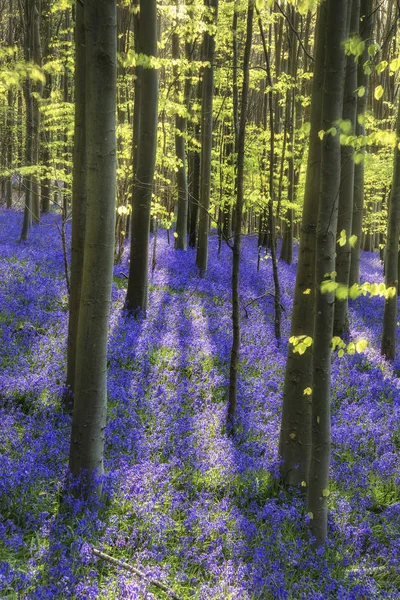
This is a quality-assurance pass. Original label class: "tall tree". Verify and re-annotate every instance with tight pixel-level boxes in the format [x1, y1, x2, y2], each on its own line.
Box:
[381, 97, 400, 361]
[196, 0, 218, 274]
[307, 0, 347, 547]
[173, 4, 189, 251]
[349, 0, 374, 285]
[20, 0, 34, 241]
[66, 0, 86, 400]
[334, 0, 360, 336]
[68, 0, 117, 497]
[279, 3, 327, 486]
[227, 0, 254, 429]
[125, 0, 159, 314]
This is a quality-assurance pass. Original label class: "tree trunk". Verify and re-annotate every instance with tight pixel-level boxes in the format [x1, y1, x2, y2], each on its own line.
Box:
[279, 3, 326, 486]
[31, 0, 43, 223]
[68, 0, 117, 498]
[307, 0, 347, 547]
[350, 0, 374, 285]
[381, 98, 400, 361]
[227, 0, 253, 429]
[66, 0, 86, 400]
[173, 20, 189, 250]
[125, 0, 159, 314]
[196, 0, 218, 273]
[334, 0, 360, 336]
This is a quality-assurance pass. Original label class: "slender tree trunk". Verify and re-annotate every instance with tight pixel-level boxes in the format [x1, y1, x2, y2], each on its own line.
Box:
[68, 0, 117, 498]
[125, 0, 159, 314]
[381, 98, 400, 361]
[196, 0, 218, 274]
[20, 0, 34, 241]
[307, 0, 347, 547]
[31, 0, 43, 223]
[350, 0, 374, 285]
[173, 20, 189, 250]
[66, 0, 86, 400]
[6, 0, 14, 208]
[257, 8, 281, 340]
[280, 6, 298, 265]
[279, 3, 326, 486]
[334, 0, 360, 336]
[227, 0, 253, 429]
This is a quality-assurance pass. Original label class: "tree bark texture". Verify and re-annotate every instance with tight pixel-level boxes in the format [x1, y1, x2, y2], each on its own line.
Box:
[307, 0, 347, 547]
[279, 3, 326, 486]
[196, 0, 218, 274]
[227, 0, 253, 428]
[350, 0, 374, 285]
[334, 0, 360, 336]
[66, 0, 86, 399]
[68, 0, 117, 497]
[381, 98, 400, 361]
[126, 0, 159, 313]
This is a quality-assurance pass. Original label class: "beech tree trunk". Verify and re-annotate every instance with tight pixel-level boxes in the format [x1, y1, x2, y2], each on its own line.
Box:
[334, 0, 360, 336]
[381, 97, 400, 361]
[126, 0, 159, 314]
[350, 0, 374, 285]
[196, 0, 218, 274]
[227, 0, 253, 429]
[279, 3, 326, 486]
[68, 0, 117, 498]
[307, 0, 347, 547]
[66, 0, 86, 400]
[173, 19, 189, 251]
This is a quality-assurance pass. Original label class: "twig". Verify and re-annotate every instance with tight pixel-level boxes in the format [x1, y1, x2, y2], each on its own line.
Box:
[274, 2, 314, 62]
[242, 291, 286, 318]
[92, 548, 184, 600]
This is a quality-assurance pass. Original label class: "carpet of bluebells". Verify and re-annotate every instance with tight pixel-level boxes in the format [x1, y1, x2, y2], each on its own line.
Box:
[0, 207, 400, 599]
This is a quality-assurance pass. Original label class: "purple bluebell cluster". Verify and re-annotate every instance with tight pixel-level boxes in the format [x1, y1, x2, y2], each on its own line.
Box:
[0, 208, 399, 598]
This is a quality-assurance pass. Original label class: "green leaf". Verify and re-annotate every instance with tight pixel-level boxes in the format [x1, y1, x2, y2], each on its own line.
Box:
[376, 60, 388, 75]
[321, 280, 338, 294]
[390, 57, 400, 72]
[296, 343, 307, 356]
[338, 229, 347, 247]
[357, 86, 365, 97]
[356, 339, 368, 353]
[374, 85, 384, 100]
[349, 235, 358, 248]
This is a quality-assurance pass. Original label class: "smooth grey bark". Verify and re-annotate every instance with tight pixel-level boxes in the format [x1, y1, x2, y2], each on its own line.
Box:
[280, 6, 298, 265]
[6, 0, 13, 208]
[227, 0, 253, 429]
[279, 3, 326, 486]
[257, 8, 281, 340]
[68, 0, 117, 497]
[172, 23, 189, 251]
[334, 0, 360, 336]
[350, 0, 374, 285]
[20, 0, 34, 241]
[381, 98, 400, 361]
[31, 0, 42, 223]
[66, 0, 86, 400]
[126, 0, 158, 314]
[196, 0, 218, 273]
[307, 0, 347, 547]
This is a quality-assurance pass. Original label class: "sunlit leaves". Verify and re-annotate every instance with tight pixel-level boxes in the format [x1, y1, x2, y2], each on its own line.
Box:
[338, 229, 347, 247]
[322, 279, 396, 301]
[390, 57, 400, 72]
[374, 85, 384, 101]
[289, 335, 313, 355]
[357, 86, 365, 97]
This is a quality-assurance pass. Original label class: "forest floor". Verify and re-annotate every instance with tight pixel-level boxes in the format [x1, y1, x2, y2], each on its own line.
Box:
[0, 208, 400, 599]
